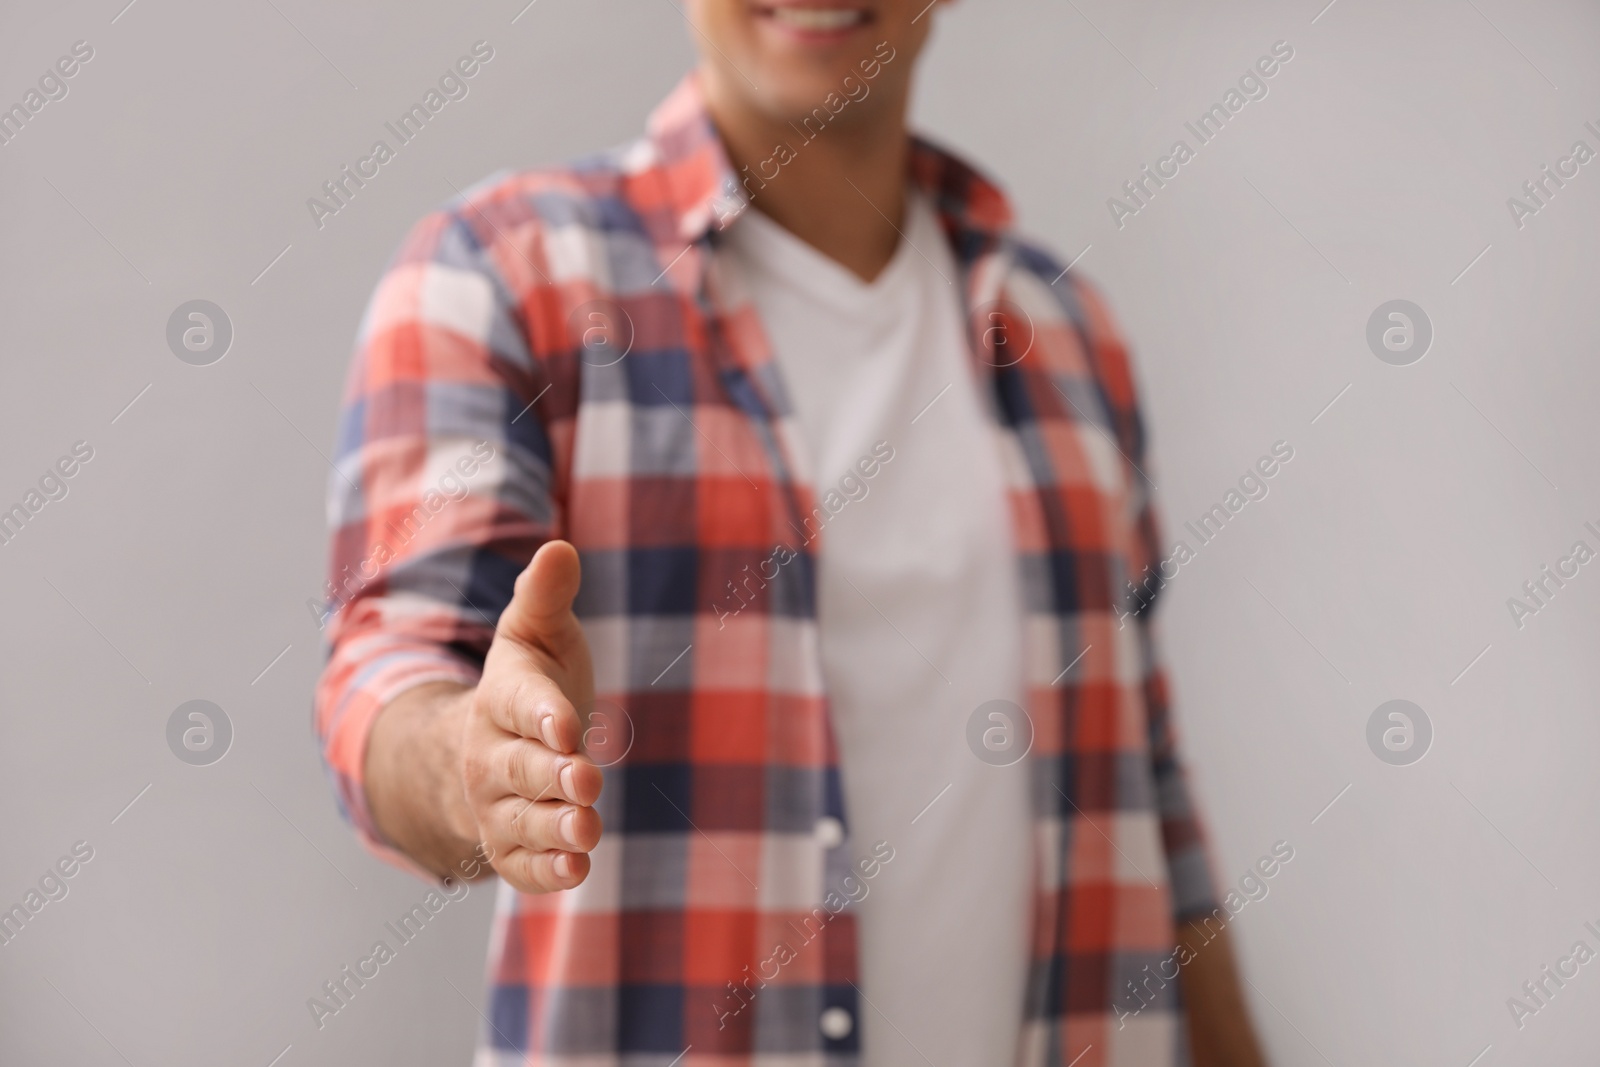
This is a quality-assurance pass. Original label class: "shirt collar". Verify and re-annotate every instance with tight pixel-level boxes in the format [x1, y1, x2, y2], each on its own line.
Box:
[644, 71, 1015, 249]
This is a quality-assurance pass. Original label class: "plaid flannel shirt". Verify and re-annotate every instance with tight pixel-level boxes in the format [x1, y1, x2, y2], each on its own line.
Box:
[316, 72, 1218, 1066]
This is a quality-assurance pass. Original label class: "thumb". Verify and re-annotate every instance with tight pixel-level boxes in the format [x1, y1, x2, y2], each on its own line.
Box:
[499, 539, 583, 649]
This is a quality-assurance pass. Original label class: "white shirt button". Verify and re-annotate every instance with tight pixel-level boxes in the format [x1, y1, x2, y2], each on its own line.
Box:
[819, 1006, 853, 1039]
[814, 816, 844, 849]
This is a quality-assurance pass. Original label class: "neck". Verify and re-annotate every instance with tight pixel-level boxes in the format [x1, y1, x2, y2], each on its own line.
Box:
[704, 73, 912, 282]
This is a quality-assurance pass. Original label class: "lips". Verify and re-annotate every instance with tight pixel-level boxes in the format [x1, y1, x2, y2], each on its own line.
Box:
[754, 3, 874, 42]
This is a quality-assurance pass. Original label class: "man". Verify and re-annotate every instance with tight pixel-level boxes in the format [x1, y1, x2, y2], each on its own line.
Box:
[316, 1, 1269, 1063]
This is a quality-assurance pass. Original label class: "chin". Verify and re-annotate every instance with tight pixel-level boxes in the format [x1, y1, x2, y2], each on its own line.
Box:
[757, 69, 869, 120]
[745, 2, 900, 87]
[694, 0, 920, 121]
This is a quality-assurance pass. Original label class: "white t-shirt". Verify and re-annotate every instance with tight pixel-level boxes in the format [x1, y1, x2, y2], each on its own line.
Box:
[716, 193, 1032, 1066]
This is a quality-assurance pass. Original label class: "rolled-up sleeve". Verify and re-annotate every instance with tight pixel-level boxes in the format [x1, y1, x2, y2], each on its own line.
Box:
[313, 202, 560, 866]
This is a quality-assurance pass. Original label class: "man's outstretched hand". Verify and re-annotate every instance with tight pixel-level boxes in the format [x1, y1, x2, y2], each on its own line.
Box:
[364, 539, 601, 894]
[457, 539, 602, 893]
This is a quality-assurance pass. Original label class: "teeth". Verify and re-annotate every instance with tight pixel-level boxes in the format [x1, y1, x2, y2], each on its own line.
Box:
[771, 7, 864, 30]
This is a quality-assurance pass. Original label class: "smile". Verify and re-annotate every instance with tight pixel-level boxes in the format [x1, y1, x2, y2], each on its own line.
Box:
[771, 7, 866, 29]
[755, 4, 875, 36]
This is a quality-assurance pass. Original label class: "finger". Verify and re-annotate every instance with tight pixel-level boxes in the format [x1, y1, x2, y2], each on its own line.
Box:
[493, 846, 590, 894]
[490, 797, 602, 854]
[495, 736, 604, 807]
[499, 540, 583, 653]
[482, 668, 582, 753]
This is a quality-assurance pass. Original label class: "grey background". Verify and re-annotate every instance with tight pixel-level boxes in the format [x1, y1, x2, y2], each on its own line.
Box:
[2, 0, 1598, 1063]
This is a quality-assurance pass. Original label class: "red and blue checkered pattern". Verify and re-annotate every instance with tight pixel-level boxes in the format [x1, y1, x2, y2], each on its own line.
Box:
[315, 72, 1218, 1066]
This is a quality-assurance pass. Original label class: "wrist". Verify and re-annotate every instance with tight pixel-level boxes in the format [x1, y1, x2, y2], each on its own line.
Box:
[366, 679, 482, 879]
[433, 686, 481, 847]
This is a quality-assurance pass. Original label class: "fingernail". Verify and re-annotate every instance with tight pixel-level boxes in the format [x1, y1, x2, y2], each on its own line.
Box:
[559, 760, 577, 799]
[538, 712, 555, 747]
[560, 807, 580, 848]
[553, 852, 572, 880]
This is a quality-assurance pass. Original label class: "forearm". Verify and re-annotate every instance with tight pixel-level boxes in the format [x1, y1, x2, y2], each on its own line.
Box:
[364, 680, 486, 880]
[1182, 922, 1268, 1067]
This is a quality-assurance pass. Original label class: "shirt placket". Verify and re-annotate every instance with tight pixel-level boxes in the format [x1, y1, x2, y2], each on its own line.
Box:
[691, 238, 867, 1057]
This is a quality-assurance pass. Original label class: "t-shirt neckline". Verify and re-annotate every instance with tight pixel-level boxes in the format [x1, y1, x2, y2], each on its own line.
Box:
[724, 190, 935, 313]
